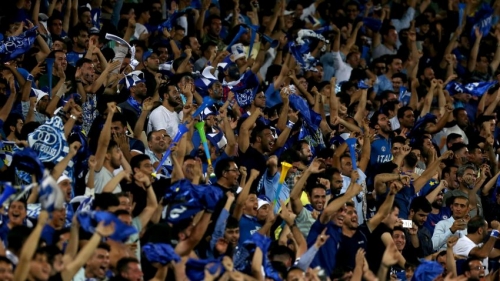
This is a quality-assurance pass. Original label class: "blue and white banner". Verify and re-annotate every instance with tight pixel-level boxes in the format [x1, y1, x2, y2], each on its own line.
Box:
[0, 27, 38, 62]
[0, 141, 15, 167]
[27, 116, 74, 178]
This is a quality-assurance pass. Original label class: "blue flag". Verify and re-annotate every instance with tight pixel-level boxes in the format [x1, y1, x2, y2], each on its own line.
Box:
[11, 147, 45, 182]
[464, 81, 497, 97]
[0, 141, 16, 167]
[163, 179, 223, 223]
[471, 6, 495, 40]
[288, 94, 321, 131]
[445, 81, 466, 96]
[77, 211, 137, 242]
[27, 116, 72, 180]
[157, 7, 193, 31]
[142, 243, 180, 265]
[185, 258, 224, 281]
[39, 174, 65, 212]
[0, 27, 38, 62]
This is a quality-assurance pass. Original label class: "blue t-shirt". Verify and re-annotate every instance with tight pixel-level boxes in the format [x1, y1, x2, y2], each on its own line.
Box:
[41, 224, 56, 245]
[66, 51, 86, 67]
[424, 207, 451, 235]
[306, 219, 342, 276]
[238, 215, 262, 245]
[394, 185, 416, 219]
[370, 136, 392, 166]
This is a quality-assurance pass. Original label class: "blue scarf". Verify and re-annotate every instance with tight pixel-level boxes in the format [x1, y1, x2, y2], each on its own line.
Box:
[127, 96, 142, 115]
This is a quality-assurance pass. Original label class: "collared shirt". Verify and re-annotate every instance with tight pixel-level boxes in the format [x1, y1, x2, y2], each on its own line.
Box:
[431, 216, 468, 252]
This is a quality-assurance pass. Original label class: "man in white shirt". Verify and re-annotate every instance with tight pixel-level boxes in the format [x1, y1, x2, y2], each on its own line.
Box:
[431, 196, 469, 251]
[453, 216, 500, 275]
[147, 84, 185, 137]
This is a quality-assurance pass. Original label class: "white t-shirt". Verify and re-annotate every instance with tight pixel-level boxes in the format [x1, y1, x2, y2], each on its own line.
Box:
[147, 106, 183, 137]
[85, 168, 122, 194]
[133, 23, 148, 40]
[453, 236, 489, 274]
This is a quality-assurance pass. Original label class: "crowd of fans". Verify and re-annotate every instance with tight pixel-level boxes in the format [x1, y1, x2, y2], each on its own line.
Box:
[0, 0, 500, 280]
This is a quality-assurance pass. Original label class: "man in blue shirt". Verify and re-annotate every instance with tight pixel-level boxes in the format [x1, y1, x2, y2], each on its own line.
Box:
[306, 181, 362, 276]
[67, 24, 89, 67]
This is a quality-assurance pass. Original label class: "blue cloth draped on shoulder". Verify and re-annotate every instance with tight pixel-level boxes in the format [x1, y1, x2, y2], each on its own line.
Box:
[411, 260, 443, 281]
[142, 243, 180, 265]
[157, 7, 193, 31]
[185, 257, 225, 281]
[446, 81, 497, 97]
[232, 232, 281, 281]
[77, 211, 137, 242]
[162, 179, 223, 223]
[0, 26, 38, 62]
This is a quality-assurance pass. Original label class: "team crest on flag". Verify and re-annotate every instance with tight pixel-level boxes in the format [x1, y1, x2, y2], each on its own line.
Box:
[28, 117, 69, 163]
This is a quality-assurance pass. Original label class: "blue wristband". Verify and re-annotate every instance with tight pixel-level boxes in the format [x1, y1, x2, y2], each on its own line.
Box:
[286, 120, 295, 129]
[325, 189, 331, 196]
[491, 230, 499, 238]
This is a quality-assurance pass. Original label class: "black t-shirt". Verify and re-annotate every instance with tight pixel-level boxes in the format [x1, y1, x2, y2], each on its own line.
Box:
[124, 178, 170, 218]
[48, 272, 63, 281]
[237, 146, 267, 192]
[337, 230, 368, 270]
[366, 222, 393, 273]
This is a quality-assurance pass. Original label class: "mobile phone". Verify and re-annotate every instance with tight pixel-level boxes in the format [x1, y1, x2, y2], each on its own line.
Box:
[402, 220, 413, 228]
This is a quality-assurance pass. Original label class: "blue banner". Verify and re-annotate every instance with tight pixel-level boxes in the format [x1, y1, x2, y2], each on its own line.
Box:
[0, 27, 38, 62]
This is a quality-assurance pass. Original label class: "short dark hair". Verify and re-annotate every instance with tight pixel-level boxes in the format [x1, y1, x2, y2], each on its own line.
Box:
[467, 216, 486, 234]
[75, 58, 93, 68]
[397, 106, 413, 119]
[215, 158, 235, 179]
[447, 133, 463, 145]
[130, 154, 150, 170]
[111, 112, 127, 127]
[70, 23, 89, 40]
[93, 193, 120, 210]
[226, 216, 239, 229]
[410, 196, 432, 213]
[116, 257, 140, 274]
[204, 14, 222, 27]
[462, 257, 483, 273]
[3, 113, 23, 135]
[392, 136, 406, 146]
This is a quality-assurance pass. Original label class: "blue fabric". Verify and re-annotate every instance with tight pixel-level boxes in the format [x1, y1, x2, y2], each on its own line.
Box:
[306, 220, 342, 276]
[66, 51, 85, 67]
[157, 7, 193, 31]
[409, 114, 437, 141]
[77, 211, 137, 242]
[373, 74, 393, 95]
[288, 94, 321, 131]
[470, 5, 495, 41]
[418, 178, 439, 197]
[464, 81, 497, 97]
[265, 83, 281, 108]
[41, 224, 56, 245]
[362, 17, 382, 32]
[369, 136, 392, 166]
[411, 260, 443, 281]
[394, 184, 416, 219]
[163, 179, 224, 222]
[11, 147, 45, 182]
[142, 243, 180, 265]
[0, 27, 37, 62]
[230, 71, 259, 108]
[257, 169, 288, 212]
[185, 257, 224, 281]
[0, 183, 16, 207]
[238, 215, 262, 245]
[424, 207, 451, 234]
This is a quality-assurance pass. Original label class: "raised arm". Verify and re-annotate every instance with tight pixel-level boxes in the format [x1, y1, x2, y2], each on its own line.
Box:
[94, 103, 116, 172]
